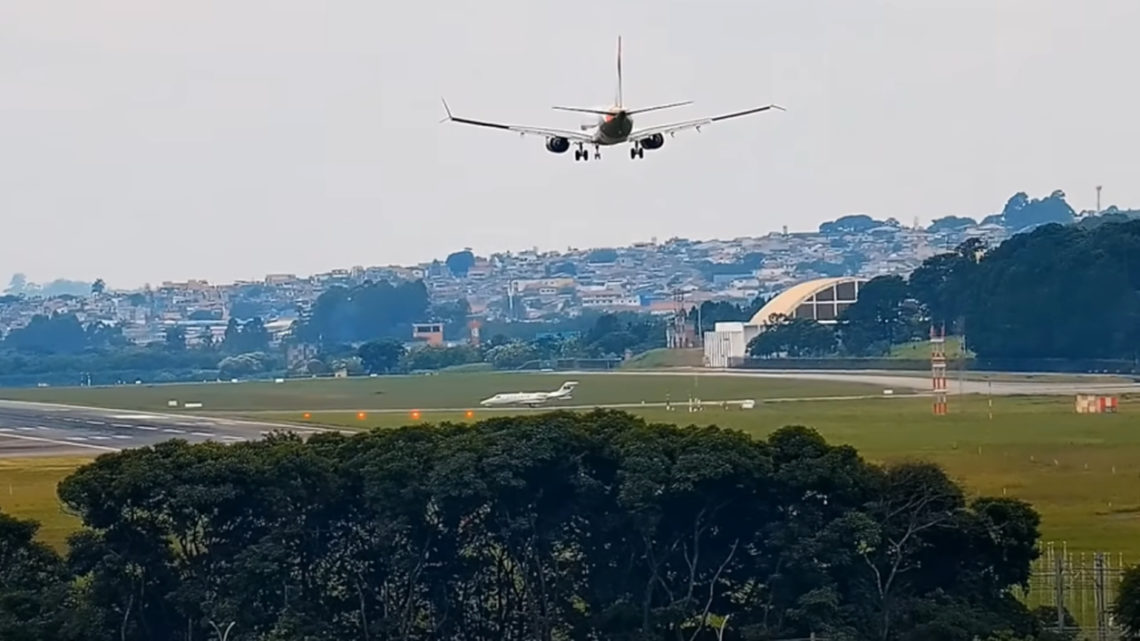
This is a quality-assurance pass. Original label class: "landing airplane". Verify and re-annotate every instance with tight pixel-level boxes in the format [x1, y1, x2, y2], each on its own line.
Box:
[479, 381, 579, 408]
[441, 37, 784, 161]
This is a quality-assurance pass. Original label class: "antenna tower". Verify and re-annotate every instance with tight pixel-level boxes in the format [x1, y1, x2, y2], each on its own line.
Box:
[931, 324, 948, 415]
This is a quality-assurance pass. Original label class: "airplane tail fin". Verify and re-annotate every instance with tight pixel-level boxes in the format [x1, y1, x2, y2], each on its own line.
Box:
[616, 35, 623, 108]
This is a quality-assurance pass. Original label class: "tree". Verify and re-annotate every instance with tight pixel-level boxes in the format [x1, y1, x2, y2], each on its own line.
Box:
[0, 511, 71, 641]
[357, 338, 406, 374]
[445, 250, 476, 277]
[838, 275, 920, 355]
[90, 278, 106, 296]
[747, 314, 838, 357]
[294, 280, 429, 346]
[485, 341, 539, 369]
[4, 273, 27, 295]
[1116, 564, 1140, 639]
[46, 412, 1043, 641]
[164, 326, 187, 352]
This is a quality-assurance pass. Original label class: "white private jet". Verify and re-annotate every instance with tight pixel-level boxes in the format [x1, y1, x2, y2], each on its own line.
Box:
[479, 381, 579, 408]
[441, 36, 784, 161]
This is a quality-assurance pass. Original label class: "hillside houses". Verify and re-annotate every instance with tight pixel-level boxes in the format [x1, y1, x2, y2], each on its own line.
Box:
[0, 219, 1008, 343]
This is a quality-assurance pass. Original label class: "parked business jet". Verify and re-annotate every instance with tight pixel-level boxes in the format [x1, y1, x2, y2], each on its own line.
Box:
[480, 381, 579, 407]
[441, 37, 784, 161]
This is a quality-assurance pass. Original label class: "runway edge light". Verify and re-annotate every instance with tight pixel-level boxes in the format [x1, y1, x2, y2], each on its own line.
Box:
[357, 412, 367, 420]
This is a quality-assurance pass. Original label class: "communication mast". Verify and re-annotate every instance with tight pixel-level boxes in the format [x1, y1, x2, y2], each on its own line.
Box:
[931, 324, 948, 415]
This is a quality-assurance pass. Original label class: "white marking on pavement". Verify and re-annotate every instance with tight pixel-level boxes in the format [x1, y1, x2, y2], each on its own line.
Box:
[134, 426, 158, 431]
[191, 432, 213, 437]
[0, 432, 119, 452]
[86, 420, 105, 425]
[163, 428, 185, 434]
[90, 436, 111, 441]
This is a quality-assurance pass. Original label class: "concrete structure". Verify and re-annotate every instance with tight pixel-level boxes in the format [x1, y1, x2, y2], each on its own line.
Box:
[703, 322, 760, 367]
[748, 277, 867, 326]
[412, 322, 444, 346]
[704, 277, 869, 367]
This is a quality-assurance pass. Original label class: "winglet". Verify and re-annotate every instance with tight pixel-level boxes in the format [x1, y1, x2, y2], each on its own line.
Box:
[440, 97, 454, 123]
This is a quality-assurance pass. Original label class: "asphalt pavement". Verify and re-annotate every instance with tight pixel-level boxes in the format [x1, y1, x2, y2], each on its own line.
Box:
[0, 400, 332, 458]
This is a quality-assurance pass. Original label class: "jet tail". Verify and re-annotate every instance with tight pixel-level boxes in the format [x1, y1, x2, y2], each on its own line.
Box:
[616, 35, 623, 108]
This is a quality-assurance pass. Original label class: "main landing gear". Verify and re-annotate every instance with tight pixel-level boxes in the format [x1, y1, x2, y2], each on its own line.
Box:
[574, 144, 602, 162]
[629, 145, 645, 159]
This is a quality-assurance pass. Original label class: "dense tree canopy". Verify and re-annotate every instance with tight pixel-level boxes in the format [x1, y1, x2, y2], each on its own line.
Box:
[293, 280, 429, 347]
[4, 411, 1050, 641]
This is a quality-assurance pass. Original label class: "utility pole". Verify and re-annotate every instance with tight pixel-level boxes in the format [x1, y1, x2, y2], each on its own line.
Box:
[1096, 185, 1103, 213]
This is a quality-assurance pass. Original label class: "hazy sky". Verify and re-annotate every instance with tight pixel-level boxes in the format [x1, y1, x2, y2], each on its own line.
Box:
[3, 1, 1139, 288]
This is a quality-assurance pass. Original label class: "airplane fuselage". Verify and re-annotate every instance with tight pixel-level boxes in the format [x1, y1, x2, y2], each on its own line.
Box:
[593, 110, 635, 145]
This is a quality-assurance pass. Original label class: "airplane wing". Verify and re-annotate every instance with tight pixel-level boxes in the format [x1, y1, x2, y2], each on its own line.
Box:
[628, 104, 784, 142]
[441, 98, 596, 142]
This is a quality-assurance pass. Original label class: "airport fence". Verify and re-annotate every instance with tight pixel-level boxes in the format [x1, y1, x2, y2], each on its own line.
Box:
[1019, 542, 1130, 640]
[731, 356, 1140, 376]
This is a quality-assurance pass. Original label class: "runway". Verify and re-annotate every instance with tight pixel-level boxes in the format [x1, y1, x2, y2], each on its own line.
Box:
[0, 400, 333, 458]
[589, 369, 1140, 396]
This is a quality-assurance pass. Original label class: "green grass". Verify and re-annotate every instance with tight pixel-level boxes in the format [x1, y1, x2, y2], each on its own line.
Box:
[0, 372, 894, 413]
[0, 457, 90, 552]
[269, 394, 1140, 558]
[620, 348, 704, 369]
[889, 335, 972, 359]
[3, 373, 1138, 559]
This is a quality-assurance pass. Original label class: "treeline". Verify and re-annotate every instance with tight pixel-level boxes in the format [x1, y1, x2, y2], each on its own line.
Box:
[318, 311, 668, 375]
[8, 410, 1132, 641]
[0, 313, 283, 386]
[751, 220, 1140, 362]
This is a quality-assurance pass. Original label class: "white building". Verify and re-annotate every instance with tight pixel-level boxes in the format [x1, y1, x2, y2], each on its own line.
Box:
[702, 277, 868, 367]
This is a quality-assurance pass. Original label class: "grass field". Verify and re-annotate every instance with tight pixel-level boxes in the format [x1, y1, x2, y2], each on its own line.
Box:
[1, 372, 1138, 561]
[0, 372, 896, 413]
[260, 394, 1140, 558]
[0, 457, 89, 551]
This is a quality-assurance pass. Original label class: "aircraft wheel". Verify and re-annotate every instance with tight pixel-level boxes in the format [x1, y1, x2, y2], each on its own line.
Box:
[638, 147, 645, 159]
[630, 148, 637, 159]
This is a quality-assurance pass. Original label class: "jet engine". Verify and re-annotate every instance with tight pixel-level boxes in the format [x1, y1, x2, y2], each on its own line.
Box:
[545, 136, 570, 153]
[640, 133, 665, 150]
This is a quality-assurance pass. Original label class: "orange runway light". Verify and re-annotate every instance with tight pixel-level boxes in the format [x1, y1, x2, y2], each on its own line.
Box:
[357, 412, 367, 420]
[465, 410, 474, 419]
[411, 410, 422, 420]
[302, 412, 311, 420]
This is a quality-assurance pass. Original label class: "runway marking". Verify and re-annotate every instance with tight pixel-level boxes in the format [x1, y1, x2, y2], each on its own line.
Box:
[0, 432, 119, 452]
[16, 427, 35, 431]
[0, 428, 11, 432]
[110, 435, 132, 440]
[191, 432, 213, 437]
[111, 423, 133, 428]
[134, 426, 158, 431]
[86, 420, 106, 426]
[66, 436, 89, 442]
[90, 436, 112, 441]
[220, 436, 245, 442]
[162, 428, 185, 434]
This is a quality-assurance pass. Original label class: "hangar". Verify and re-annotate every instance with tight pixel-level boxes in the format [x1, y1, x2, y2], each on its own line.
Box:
[704, 277, 867, 367]
[748, 276, 867, 326]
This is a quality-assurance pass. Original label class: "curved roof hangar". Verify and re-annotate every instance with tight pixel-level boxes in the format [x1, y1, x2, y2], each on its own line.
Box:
[749, 276, 867, 325]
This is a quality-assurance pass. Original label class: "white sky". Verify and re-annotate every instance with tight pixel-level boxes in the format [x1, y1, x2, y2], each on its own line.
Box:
[3, 0, 1138, 288]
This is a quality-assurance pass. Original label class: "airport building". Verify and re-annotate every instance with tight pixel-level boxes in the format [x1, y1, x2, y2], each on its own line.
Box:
[702, 277, 868, 367]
